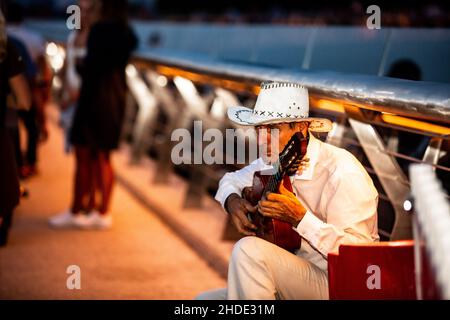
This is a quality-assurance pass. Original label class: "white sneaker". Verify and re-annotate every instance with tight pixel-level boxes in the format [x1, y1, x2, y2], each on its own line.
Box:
[86, 211, 112, 230]
[72, 213, 94, 229]
[48, 210, 75, 228]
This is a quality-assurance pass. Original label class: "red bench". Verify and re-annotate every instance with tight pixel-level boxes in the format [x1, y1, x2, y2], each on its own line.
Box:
[328, 240, 417, 299]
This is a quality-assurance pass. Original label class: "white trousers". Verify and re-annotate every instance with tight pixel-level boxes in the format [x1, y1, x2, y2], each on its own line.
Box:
[197, 236, 329, 300]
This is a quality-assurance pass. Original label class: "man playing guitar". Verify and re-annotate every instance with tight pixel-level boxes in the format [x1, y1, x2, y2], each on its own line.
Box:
[198, 81, 379, 300]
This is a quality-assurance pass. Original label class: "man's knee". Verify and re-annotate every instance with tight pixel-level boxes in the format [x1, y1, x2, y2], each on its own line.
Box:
[231, 236, 266, 265]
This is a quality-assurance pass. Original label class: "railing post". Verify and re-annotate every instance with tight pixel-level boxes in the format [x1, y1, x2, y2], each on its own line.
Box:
[345, 104, 412, 240]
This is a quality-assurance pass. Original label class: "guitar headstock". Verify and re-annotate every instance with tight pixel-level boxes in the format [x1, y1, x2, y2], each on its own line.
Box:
[278, 132, 309, 175]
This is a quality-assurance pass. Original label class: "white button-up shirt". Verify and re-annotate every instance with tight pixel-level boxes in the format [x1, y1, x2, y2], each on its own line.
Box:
[215, 132, 379, 271]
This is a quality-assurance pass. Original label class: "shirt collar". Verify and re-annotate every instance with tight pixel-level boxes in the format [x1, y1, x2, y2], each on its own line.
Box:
[293, 131, 321, 181]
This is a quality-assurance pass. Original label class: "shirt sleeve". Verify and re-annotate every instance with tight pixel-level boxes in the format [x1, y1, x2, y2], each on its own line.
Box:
[214, 158, 267, 208]
[295, 170, 379, 257]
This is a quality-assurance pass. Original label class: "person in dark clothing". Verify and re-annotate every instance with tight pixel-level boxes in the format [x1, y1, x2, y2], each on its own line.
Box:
[49, 0, 138, 229]
[6, 35, 39, 178]
[5, 1, 48, 179]
[0, 7, 31, 246]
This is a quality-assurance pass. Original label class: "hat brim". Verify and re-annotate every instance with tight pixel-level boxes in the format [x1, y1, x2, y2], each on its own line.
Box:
[227, 106, 333, 132]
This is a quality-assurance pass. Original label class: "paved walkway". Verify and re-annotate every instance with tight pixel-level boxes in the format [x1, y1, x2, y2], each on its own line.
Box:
[0, 108, 227, 299]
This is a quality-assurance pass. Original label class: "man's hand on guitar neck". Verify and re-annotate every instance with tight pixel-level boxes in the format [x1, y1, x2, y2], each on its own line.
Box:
[225, 193, 258, 236]
[258, 183, 307, 227]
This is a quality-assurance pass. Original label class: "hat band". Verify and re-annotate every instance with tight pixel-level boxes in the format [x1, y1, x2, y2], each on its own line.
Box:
[253, 109, 308, 119]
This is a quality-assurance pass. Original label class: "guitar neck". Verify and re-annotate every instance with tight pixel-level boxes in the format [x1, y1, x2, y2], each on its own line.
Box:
[262, 131, 308, 195]
[263, 167, 284, 194]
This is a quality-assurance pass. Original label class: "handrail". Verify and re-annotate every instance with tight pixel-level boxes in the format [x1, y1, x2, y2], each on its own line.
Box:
[133, 48, 450, 128]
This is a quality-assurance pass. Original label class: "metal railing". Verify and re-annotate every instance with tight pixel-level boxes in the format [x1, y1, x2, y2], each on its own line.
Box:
[133, 49, 450, 124]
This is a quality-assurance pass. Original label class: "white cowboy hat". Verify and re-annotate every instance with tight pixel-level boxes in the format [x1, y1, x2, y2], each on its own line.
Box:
[227, 81, 333, 132]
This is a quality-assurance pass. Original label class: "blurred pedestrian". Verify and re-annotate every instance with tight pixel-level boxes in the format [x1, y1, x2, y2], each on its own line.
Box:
[4, 35, 36, 179]
[0, 5, 31, 246]
[5, 1, 50, 178]
[49, 0, 137, 229]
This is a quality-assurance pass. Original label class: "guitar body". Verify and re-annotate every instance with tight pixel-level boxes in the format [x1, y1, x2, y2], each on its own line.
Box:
[243, 172, 302, 253]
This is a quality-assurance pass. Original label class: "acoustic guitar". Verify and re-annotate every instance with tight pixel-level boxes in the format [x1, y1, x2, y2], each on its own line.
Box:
[242, 132, 308, 253]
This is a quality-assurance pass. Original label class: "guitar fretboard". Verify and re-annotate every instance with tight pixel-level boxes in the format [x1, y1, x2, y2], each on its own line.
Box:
[263, 163, 283, 195]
